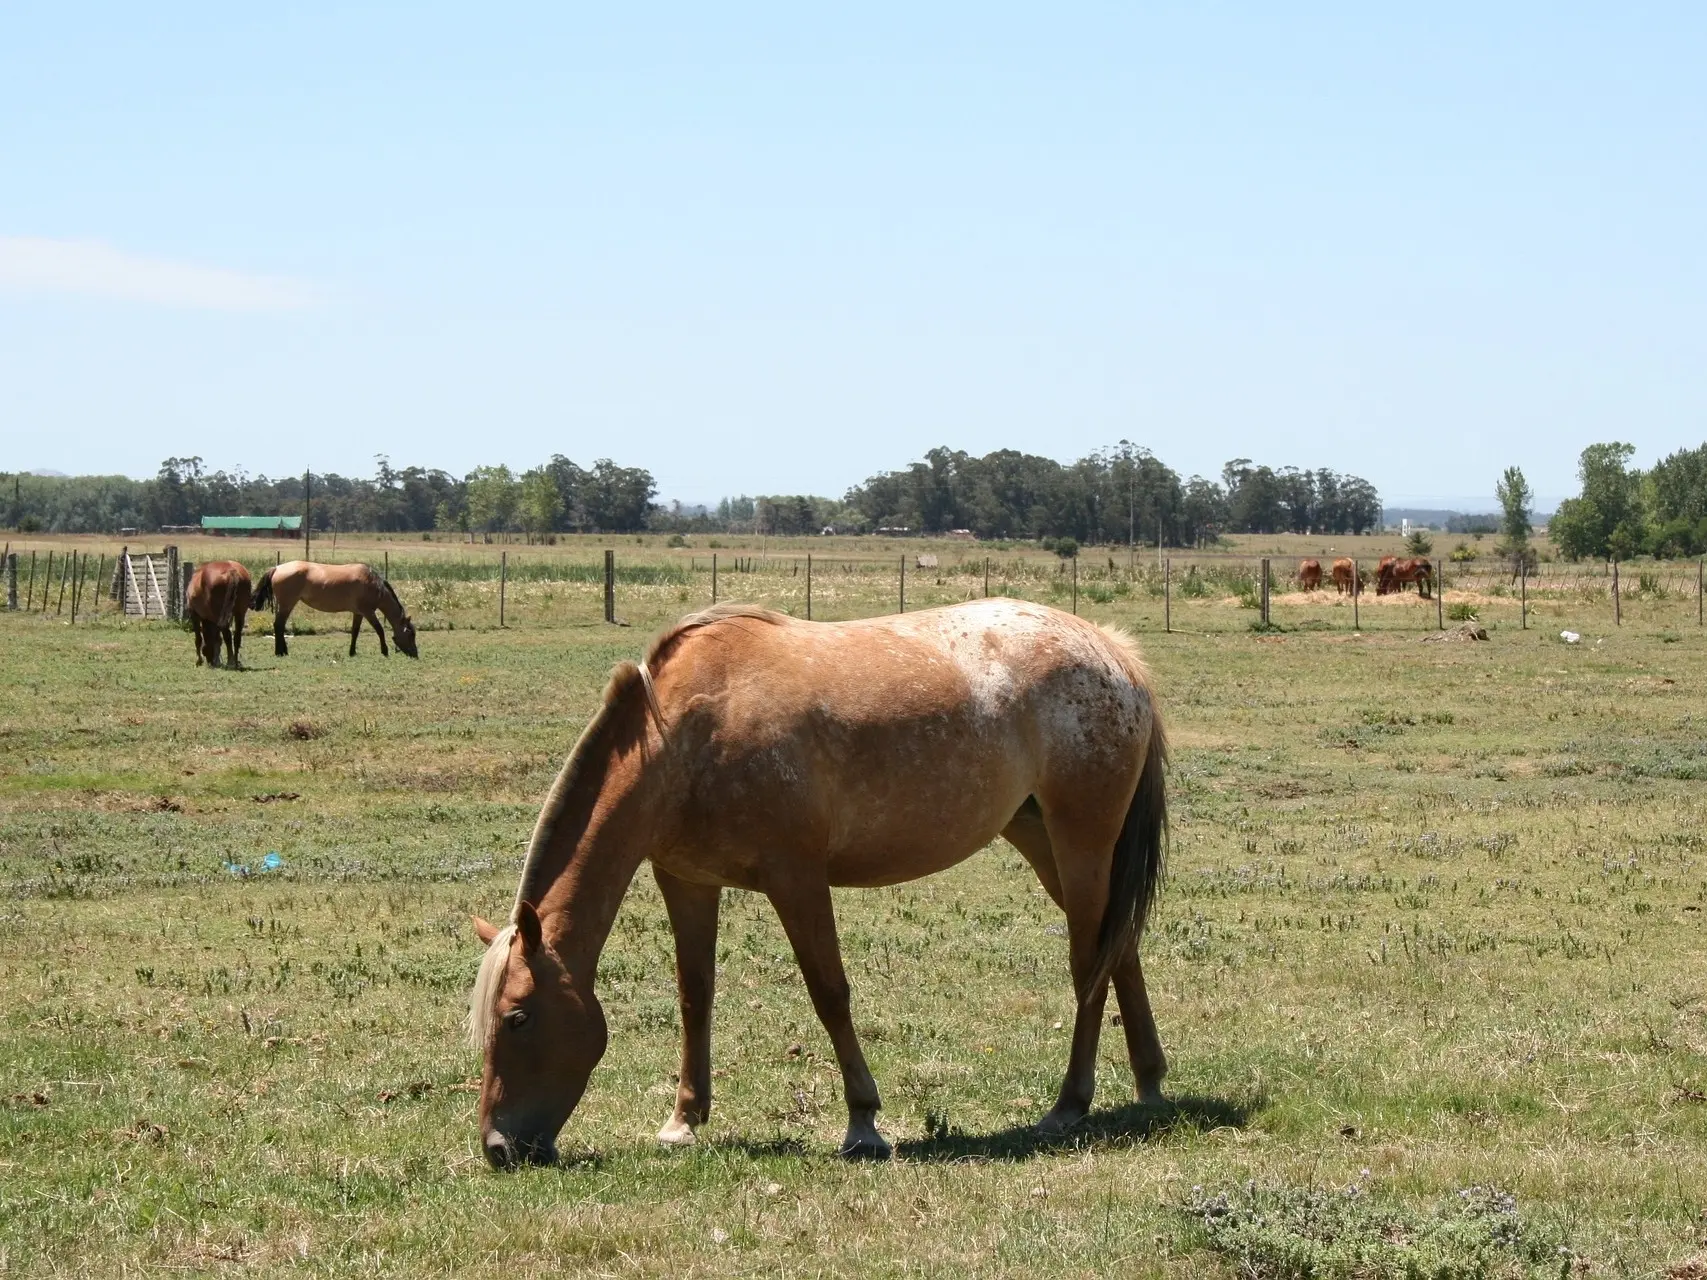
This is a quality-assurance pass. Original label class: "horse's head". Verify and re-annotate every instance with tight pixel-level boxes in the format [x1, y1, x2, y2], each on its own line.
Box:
[393, 616, 420, 659]
[469, 902, 606, 1168]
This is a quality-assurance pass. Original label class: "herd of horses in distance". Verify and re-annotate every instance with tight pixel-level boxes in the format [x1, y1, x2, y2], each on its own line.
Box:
[173, 545, 1439, 1166]
[1296, 553, 1434, 598]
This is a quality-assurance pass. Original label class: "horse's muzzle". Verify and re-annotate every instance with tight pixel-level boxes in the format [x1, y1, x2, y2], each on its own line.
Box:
[483, 1130, 557, 1169]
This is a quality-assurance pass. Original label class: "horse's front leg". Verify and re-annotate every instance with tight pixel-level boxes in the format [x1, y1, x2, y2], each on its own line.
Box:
[364, 611, 389, 656]
[766, 876, 889, 1158]
[652, 866, 720, 1145]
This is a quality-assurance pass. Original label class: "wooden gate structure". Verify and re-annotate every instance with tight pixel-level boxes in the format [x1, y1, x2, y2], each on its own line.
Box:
[109, 546, 181, 619]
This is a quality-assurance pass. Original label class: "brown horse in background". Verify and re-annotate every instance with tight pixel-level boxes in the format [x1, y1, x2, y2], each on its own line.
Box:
[1297, 559, 1323, 591]
[1330, 558, 1356, 595]
[251, 561, 419, 658]
[468, 600, 1169, 1166]
[1378, 557, 1434, 597]
[186, 561, 252, 669]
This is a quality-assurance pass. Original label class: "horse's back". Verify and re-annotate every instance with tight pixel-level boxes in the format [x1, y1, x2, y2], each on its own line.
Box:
[659, 601, 1156, 882]
[187, 561, 253, 617]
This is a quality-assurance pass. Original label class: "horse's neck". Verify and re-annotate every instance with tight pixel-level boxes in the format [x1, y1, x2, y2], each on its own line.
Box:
[528, 743, 657, 984]
[375, 587, 403, 626]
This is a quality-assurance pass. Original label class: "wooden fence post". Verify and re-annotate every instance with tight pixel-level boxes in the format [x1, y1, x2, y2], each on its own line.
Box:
[1165, 557, 1171, 633]
[712, 553, 718, 604]
[1612, 560, 1621, 626]
[604, 549, 615, 624]
[983, 557, 990, 598]
[384, 550, 389, 581]
[40, 550, 53, 613]
[56, 551, 71, 615]
[25, 551, 36, 610]
[500, 551, 508, 628]
[1435, 560, 1444, 630]
[806, 553, 812, 620]
[899, 555, 906, 614]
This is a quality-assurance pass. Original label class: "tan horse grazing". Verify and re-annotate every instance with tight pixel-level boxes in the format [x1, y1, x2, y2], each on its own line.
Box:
[467, 599, 1169, 1167]
[186, 560, 252, 669]
[1297, 559, 1323, 591]
[251, 561, 418, 659]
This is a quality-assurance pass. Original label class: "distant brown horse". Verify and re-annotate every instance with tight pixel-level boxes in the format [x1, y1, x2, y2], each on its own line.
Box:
[468, 600, 1169, 1166]
[1378, 557, 1434, 597]
[186, 561, 252, 669]
[251, 561, 418, 658]
[1297, 559, 1323, 591]
[1330, 557, 1356, 595]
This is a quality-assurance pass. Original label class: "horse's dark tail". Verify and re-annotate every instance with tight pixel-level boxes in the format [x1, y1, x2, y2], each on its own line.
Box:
[252, 568, 275, 611]
[1086, 718, 1168, 1002]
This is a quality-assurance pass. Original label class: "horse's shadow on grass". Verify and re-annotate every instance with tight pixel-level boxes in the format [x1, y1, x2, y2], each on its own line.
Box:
[894, 1092, 1261, 1163]
[703, 1092, 1261, 1165]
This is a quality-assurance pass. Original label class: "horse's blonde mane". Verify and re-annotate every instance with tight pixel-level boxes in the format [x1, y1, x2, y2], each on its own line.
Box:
[467, 923, 518, 1049]
[467, 603, 786, 1052]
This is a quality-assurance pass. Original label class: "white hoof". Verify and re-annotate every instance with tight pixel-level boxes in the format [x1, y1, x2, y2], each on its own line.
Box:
[657, 1118, 698, 1147]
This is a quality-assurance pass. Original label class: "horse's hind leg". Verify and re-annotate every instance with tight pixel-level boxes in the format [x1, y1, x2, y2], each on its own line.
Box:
[766, 876, 889, 1158]
[349, 614, 363, 656]
[274, 607, 289, 657]
[192, 618, 207, 666]
[231, 611, 245, 669]
[1004, 802, 1168, 1114]
[652, 867, 720, 1146]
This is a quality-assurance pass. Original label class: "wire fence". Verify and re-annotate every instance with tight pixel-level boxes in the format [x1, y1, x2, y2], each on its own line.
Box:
[5, 542, 1703, 637]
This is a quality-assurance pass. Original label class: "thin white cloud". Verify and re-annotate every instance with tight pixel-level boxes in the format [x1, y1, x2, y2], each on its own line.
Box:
[0, 236, 317, 311]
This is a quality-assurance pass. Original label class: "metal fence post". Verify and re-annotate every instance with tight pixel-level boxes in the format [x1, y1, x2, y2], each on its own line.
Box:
[3, 553, 14, 610]
[1260, 558, 1270, 625]
[1436, 560, 1444, 629]
[1612, 559, 1621, 626]
[1520, 560, 1527, 629]
[1352, 558, 1360, 631]
[711, 553, 718, 604]
[603, 549, 615, 623]
[806, 553, 812, 620]
[983, 556, 990, 598]
[1699, 559, 1703, 627]
[1071, 555, 1078, 615]
[899, 555, 906, 614]
[500, 551, 508, 628]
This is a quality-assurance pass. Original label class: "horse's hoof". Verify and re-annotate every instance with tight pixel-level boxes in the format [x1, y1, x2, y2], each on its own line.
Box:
[657, 1118, 697, 1147]
[1137, 1085, 1167, 1107]
[838, 1135, 892, 1161]
[1035, 1105, 1087, 1137]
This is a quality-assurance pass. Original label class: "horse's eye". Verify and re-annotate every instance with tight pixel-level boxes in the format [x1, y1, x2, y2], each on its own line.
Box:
[504, 1009, 529, 1030]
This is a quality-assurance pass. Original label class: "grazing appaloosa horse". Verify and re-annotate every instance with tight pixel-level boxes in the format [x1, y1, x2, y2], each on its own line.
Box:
[1297, 559, 1323, 591]
[252, 561, 418, 658]
[186, 560, 252, 669]
[467, 599, 1169, 1167]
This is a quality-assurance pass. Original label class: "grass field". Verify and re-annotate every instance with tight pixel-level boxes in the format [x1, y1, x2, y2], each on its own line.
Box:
[4, 540, 1707, 1277]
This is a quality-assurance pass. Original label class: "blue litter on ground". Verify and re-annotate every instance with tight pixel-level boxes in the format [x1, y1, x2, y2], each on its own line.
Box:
[261, 852, 283, 871]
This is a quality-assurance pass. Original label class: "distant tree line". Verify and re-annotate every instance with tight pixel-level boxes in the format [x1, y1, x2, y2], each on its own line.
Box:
[1550, 442, 1707, 560]
[3, 443, 1382, 545]
[836, 446, 1381, 544]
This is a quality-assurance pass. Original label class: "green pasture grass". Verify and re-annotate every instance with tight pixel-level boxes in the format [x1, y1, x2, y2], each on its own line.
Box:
[3, 571, 1707, 1276]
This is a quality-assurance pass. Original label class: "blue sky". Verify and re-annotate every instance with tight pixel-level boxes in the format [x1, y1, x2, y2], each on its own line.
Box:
[2, 3, 1702, 507]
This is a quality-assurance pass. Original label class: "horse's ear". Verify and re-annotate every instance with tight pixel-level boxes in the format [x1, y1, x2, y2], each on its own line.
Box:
[516, 901, 543, 954]
[472, 916, 502, 946]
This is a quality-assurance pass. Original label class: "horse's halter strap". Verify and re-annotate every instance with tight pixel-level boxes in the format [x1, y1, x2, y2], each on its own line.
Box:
[637, 662, 666, 734]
